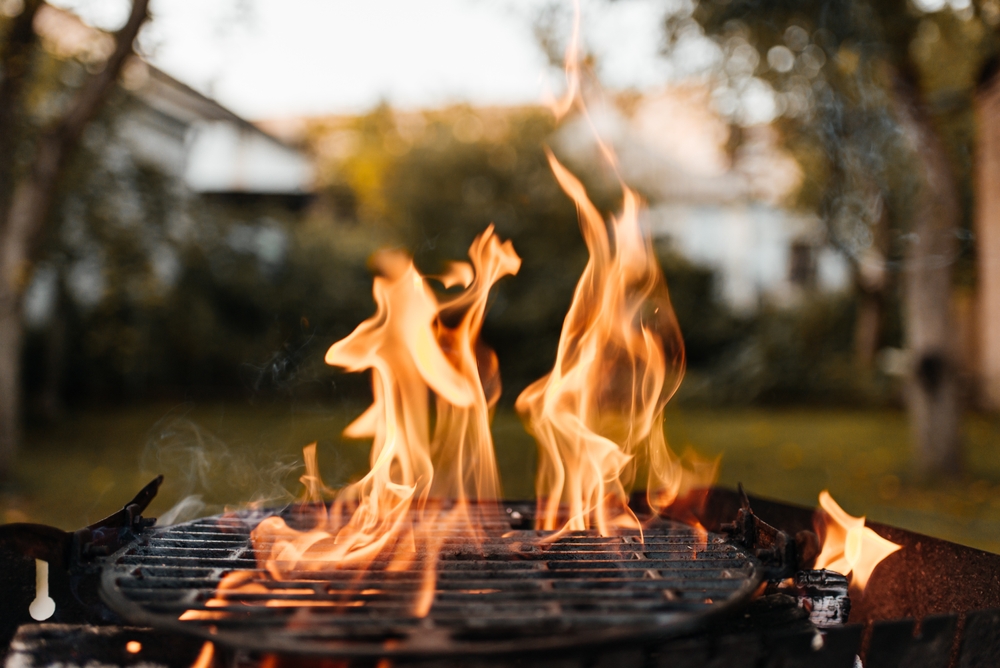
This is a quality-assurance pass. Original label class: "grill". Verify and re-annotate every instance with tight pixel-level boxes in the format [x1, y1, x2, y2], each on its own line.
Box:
[99, 503, 762, 659]
[8, 485, 1000, 667]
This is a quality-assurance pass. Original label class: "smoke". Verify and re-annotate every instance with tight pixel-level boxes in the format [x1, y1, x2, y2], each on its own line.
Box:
[156, 495, 206, 527]
[141, 405, 304, 526]
[241, 330, 322, 395]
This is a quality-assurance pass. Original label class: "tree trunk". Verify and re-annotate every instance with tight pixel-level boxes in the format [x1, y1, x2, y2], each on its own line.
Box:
[0, 0, 43, 480]
[0, 0, 150, 479]
[854, 286, 882, 368]
[974, 71, 1000, 409]
[892, 74, 962, 477]
[853, 190, 890, 370]
[39, 284, 67, 421]
[0, 136, 62, 480]
[0, 288, 23, 477]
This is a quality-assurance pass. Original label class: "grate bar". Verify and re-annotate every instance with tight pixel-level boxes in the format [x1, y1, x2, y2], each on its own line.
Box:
[101, 505, 762, 659]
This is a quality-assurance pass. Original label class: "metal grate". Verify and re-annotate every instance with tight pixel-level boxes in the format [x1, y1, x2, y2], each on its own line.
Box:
[100, 505, 762, 659]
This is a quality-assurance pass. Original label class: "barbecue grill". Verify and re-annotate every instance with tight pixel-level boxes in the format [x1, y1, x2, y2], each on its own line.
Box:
[99, 504, 762, 659]
[4, 479, 1000, 667]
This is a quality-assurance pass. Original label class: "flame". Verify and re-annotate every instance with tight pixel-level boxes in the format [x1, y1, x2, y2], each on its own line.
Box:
[515, 2, 706, 535]
[547, 0, 580, 121]
[814, 490, 901, 591]
[181, 5, 714, 627]
[191, 642, 214, 668]
[220, 226, 519, 617]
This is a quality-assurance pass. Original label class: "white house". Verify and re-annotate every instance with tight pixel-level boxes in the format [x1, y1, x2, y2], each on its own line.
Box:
[34, 4, 314, 197]
[555, 86, 851, 312]
[23, 5, 315, 327]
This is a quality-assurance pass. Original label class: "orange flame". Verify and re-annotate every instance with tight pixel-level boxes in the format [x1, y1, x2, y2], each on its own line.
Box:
[241, 226, 519, 615]
[190, 642, 214, 668]
[515, 2, 708, 536]
[814, 490, 901, 591]
[547, 0, 580, 121]
[182, 6, 713, 626]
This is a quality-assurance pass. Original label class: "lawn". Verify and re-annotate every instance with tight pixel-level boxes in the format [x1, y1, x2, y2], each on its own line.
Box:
[3, 402, 1000, 554]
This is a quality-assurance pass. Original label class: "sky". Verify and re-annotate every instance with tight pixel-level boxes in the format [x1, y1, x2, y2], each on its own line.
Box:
[50, 0, 687, 121]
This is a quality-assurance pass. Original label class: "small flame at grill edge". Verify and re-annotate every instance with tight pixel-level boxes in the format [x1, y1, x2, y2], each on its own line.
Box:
[814, 490, 902, 591]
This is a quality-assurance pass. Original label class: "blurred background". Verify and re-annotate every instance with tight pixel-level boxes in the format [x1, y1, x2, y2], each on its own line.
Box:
[3, 0, 1000, 551]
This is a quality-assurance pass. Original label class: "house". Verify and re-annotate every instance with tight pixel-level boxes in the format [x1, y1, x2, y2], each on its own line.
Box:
[23, 5, 315, 326]
[554, 87, 851, 312]
[34, 5, 313, 199]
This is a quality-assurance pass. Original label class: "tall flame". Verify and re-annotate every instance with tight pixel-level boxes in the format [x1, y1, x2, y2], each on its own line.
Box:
[814, 490, 902, 591]
[245, 226, 519, 614]
[547, 0, 580, 121]
[516, 3, 708, 535]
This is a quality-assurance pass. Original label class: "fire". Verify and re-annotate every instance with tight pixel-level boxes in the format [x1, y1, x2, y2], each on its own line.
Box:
[213, 226, 519, 616]
[191, 642, 214, 668]
[182, 3, 712, 625]
[515, 1, 709, 535]
[814, 490, 901, 591]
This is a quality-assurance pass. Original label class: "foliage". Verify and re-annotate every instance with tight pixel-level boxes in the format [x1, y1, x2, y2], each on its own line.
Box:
[687, 0, 996, 279]
[20, 92, 889, 411]
[308, 105, 609, 401]
[686, 294, 892, 405]
[20, 96, 379, 406]
[7, 42, 885, 412]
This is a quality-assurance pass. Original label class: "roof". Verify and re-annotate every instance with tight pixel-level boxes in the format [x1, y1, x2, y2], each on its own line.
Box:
[33, 3, 314, 195]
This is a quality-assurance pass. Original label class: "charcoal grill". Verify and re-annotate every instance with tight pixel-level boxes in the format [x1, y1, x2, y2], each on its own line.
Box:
[98, 503, 763, 659]
[8, 483, 1000, 667]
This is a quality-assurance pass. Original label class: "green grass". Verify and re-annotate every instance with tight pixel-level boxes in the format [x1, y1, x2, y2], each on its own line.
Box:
[4, 402, 1000, 554]
[0, 401, 538, 531]
[666, 408, 1000, 553]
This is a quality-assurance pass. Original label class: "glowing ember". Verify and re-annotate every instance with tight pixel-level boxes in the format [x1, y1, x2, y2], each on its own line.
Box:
[814, 490, 901, 591]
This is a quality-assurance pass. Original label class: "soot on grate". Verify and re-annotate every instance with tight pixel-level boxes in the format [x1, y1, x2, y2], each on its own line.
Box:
[99, 505, 762, 659]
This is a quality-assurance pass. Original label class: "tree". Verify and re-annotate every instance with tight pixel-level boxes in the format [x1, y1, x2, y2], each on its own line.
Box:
[0, 0, 151, 478]
[686, 0, 997, 476]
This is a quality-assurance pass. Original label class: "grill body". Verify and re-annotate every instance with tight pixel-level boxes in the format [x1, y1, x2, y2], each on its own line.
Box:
[100, 503, 762, 659]
[8, 489, 1000, 666]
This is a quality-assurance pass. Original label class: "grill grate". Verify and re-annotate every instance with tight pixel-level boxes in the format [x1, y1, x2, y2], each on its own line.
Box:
[100, 505, 761, 659]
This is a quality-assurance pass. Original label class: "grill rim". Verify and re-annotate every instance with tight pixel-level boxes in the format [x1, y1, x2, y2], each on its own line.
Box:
[98, 505, 764, 660]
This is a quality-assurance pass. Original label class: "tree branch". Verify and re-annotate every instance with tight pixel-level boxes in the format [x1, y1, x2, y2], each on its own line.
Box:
[1, 0, 151, 291]
[50, 0, 150, 153]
